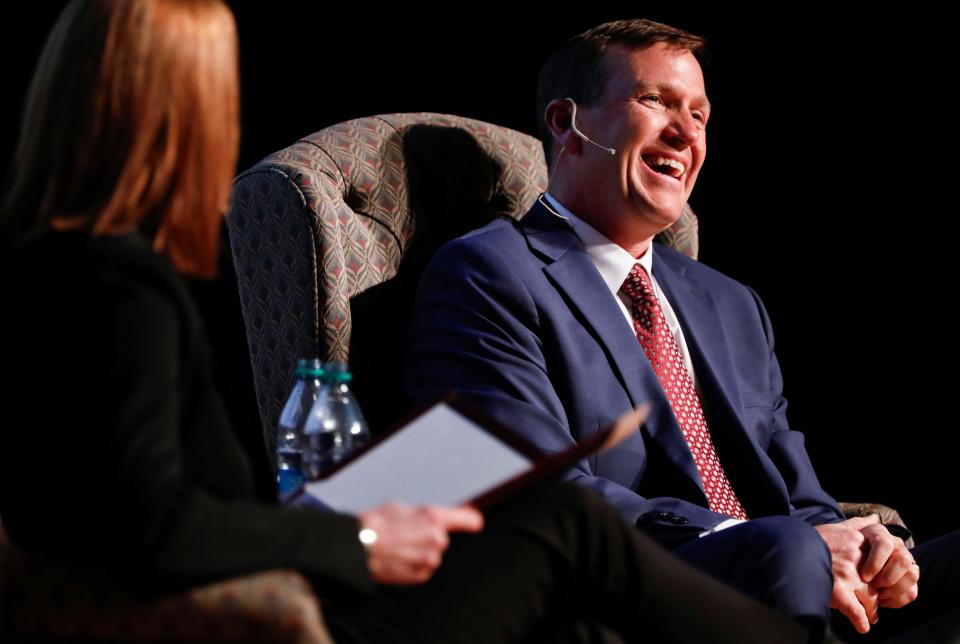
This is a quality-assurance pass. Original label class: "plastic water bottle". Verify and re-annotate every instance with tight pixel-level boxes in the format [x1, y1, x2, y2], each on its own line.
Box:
[276, 358, 327, 498]
[302, 363, 371, 480]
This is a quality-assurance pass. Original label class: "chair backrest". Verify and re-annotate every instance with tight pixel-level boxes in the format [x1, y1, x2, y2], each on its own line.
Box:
[226, 112, 699, 455]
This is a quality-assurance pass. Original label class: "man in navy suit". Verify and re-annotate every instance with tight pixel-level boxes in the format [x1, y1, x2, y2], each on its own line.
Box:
[406, 19, 956, 639]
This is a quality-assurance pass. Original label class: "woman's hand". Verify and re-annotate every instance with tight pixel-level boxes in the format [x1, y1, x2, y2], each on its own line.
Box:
[357, 503, 484, 585]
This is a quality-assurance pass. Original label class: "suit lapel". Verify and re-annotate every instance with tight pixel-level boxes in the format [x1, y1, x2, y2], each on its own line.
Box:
[520, 203, 706, 502]
[652, 248, 790, 516]
[651, 249, 746, 427]
[522, 203, 649, 409]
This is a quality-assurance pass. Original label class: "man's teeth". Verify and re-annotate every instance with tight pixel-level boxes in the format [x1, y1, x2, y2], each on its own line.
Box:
[646, 156, 685, 178]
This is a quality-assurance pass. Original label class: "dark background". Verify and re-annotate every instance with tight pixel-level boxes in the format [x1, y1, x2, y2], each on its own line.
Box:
[3, 5, 955, 540]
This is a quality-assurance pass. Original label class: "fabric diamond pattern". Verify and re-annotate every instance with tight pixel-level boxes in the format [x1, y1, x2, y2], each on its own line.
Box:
[621, 264, 747, 520]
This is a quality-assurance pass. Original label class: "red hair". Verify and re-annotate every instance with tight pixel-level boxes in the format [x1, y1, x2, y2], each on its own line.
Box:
[0, 0, 239, 277]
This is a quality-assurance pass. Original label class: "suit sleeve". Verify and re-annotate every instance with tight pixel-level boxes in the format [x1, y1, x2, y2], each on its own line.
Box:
[748, 286, 844, 526]
[405, 236, 736, 536]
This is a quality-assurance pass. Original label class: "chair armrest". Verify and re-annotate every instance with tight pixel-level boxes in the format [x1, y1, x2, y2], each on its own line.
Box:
[2, 541, 333, 643]
[839, 501, 915, 549]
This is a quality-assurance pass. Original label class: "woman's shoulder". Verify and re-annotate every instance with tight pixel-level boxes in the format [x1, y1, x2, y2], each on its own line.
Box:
[13, 231, 190, 306]
[5, 231, 202, 355]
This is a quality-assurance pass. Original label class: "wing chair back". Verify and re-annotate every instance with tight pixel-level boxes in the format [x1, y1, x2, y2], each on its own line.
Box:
[225, 113, 699, 454]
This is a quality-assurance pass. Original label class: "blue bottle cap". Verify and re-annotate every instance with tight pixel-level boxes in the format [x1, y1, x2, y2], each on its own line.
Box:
[295, 358, 325, 378]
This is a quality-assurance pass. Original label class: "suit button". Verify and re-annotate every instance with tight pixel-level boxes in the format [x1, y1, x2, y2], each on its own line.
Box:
[638, 512, 666, 524]
[638, 511, 689, 526]
[660, 512, 687, 525]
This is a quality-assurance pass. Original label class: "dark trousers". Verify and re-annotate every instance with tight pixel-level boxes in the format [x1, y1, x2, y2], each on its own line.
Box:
[672, 517, 834, 623]
[324, 485, 822, 644]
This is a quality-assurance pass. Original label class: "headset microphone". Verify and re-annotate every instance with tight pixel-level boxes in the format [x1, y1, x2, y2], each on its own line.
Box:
[566, 97, 616, 156]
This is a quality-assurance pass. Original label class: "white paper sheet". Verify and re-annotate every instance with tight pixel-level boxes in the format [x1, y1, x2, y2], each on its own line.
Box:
[303, 403, 532, 513]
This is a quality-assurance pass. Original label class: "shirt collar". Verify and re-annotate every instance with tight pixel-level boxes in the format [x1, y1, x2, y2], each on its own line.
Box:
[541, 192, 651, 295]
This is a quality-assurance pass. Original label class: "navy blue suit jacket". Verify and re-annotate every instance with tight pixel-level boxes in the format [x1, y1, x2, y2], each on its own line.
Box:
[406, 201, 843, 544]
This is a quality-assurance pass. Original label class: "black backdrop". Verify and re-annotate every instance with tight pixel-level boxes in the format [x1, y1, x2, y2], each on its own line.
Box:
[3, 4, 956, 540]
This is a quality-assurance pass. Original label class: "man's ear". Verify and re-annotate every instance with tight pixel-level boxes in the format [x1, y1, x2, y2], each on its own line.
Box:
[544, 98, 582, 156]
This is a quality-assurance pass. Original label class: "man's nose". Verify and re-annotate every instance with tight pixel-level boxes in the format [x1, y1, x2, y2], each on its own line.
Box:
[664, 110, 701, 148]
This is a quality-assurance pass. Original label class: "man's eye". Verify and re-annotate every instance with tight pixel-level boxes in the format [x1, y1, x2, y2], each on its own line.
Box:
[641, 95, 662, 104]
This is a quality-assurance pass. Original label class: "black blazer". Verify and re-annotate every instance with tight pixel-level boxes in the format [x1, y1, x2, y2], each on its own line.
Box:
[1, 231, 372, 594]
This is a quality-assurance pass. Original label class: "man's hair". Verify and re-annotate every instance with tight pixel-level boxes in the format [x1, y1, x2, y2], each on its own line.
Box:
[536, 19, 707, 163]
[0, 0, 239, 278]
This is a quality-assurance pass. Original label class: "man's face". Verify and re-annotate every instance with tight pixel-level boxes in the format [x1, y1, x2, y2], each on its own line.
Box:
[575, 42, 709, 238]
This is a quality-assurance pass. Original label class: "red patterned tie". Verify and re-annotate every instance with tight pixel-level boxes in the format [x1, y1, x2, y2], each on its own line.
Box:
[622, 264, 748, 520]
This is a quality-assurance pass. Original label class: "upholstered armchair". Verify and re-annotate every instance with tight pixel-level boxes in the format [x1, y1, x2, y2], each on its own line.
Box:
[226, 112, 698, 452]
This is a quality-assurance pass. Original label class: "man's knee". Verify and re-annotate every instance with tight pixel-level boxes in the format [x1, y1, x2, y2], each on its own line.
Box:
[743, 517, 833, 613]
[672, 515, 833, 620]
[744, 516, 831, 571]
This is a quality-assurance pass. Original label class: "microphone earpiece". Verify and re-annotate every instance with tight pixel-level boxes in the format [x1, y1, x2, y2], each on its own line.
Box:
[565, 98, 616, 156]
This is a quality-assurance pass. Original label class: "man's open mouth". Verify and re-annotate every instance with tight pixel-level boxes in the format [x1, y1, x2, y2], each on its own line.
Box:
[642, 155, 685, 179]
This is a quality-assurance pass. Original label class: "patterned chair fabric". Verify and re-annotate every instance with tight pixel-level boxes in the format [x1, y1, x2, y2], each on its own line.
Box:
[0, 514, 333, 643]
[226, 112, 699, 456]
